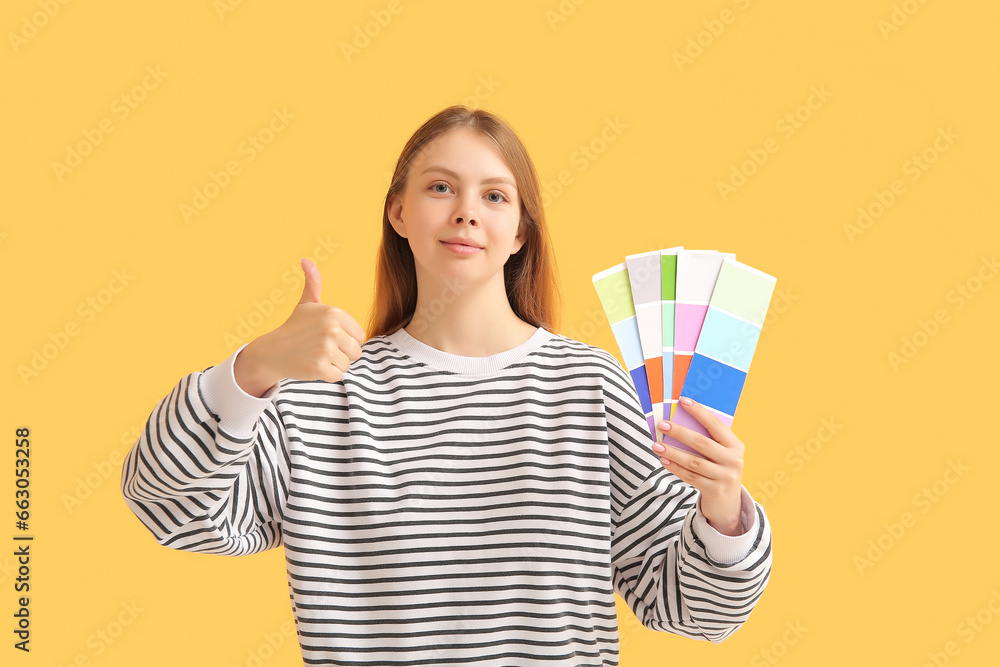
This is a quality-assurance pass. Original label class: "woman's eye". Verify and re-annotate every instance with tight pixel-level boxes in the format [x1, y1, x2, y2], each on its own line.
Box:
[431, 183, 450, 193]
[486, 192, 507, 203]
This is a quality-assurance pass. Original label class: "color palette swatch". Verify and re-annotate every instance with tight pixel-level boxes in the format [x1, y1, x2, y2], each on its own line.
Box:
[593, 249, 776, 453]
[672, 250, 734, 425]
[625, 248, 677, 435]
[656, 247, 682, 429]
[591, 261, 654, 435]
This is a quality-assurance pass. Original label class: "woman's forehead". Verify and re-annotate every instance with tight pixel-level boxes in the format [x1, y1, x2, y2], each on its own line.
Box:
[411, 128, 513, 178]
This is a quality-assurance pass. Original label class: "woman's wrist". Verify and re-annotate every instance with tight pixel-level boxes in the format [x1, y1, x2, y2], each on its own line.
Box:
[233, 337, 278, 398]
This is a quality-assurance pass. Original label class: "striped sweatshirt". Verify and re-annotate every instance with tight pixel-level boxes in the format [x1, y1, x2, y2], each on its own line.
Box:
[121, 326, 772, 666]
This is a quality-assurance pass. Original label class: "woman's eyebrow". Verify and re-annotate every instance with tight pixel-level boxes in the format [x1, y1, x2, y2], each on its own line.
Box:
[420, 165, 516, 188]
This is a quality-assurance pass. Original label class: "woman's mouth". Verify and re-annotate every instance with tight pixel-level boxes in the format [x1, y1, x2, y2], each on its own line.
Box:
[441, 240, 483, 255]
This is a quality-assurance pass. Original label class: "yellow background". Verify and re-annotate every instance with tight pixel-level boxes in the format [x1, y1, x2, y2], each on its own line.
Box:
[3, 0, 998, 664]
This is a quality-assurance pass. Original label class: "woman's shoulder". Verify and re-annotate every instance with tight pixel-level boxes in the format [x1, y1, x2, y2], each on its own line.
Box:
[539, 332, 630, 377]
[354, 334, 413, 367]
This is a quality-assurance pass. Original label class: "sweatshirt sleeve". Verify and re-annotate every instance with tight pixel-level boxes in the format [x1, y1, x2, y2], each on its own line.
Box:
[600, 352, 772, 643]
[120, 344, 290, 556]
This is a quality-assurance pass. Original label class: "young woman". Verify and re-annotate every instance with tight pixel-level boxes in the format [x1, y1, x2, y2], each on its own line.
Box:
[122, 105, 772, 666]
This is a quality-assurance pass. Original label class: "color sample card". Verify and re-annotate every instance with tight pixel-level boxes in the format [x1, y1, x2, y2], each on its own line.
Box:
[592, 263, 656, 439]
[595, 249, 775, 449]
[625, 249, 672, 438]
[656, 247, 682, 431]
[661, 258, 776, 454]
[671, 250, 734, 423]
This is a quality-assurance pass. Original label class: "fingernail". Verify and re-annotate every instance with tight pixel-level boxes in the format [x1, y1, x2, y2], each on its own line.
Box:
[659, 421, 671, 431]
[652, 443, 665, 453]
[680, 397, 693, 406]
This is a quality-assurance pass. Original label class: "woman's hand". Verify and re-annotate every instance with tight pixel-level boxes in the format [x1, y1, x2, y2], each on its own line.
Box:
[234, 258, 367, 397]
[652, 396, 746, 536]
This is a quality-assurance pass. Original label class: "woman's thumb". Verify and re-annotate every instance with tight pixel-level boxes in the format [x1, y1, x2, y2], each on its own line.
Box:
[298, 258, 322, 304]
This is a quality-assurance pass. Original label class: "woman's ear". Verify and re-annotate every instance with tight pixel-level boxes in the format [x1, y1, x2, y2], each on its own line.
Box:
[510, 217, 528, 255]
[387, 192, 407, 238]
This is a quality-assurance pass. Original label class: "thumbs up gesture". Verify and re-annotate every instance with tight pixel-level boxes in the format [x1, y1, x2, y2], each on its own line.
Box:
[233, 258, 367, 397]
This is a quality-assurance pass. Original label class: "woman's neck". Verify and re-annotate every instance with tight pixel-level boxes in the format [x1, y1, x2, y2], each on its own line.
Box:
[404, 273, 539, 357]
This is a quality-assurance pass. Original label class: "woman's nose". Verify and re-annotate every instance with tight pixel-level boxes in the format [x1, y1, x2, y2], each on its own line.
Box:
[454, 196, 479, 225]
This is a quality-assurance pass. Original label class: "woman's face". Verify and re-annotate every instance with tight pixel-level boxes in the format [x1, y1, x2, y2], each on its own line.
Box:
[388, 127, 525, 293]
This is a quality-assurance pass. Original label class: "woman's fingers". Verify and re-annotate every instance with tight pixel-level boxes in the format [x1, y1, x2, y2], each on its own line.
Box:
[655, 418, 723, 462]
[651, 397, 746, 483]
[656, 440, 722, 483]
[676, 396, 745, 452]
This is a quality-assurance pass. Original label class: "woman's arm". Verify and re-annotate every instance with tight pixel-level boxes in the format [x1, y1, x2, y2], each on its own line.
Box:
[601, 356, 772, 642]
[121, 260, 365, 555]
[120, 345, 289, 556]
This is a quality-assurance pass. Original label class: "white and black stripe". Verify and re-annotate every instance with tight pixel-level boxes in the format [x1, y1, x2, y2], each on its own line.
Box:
[122, 327, 771, 665]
